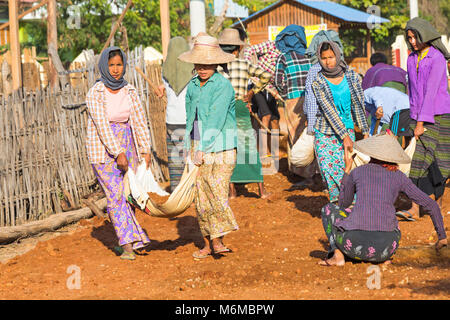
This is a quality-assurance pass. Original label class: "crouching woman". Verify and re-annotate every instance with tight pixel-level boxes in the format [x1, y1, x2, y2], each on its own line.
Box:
[319, 133, 447, 266]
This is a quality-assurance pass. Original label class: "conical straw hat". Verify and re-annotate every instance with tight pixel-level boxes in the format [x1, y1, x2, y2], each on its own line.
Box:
[354, 133, 412, 164]
[178, 35, 235, 64]
[218, 28, 246, 46]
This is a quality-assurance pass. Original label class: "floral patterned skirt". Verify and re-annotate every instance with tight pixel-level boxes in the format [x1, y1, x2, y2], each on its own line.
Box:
[314, 129, 355, 202]
[92, 122, 150, 250]
[192, 145, 239, 240]
[321, 203, 401, 262]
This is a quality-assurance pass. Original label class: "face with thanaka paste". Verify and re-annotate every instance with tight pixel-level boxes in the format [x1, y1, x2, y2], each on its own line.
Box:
[194, 64, 217, 82]
[108, 54, 124, 80]
[320, 48, 337, 69]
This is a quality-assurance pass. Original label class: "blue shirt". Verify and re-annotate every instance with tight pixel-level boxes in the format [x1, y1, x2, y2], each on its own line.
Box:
[364, 86, 410, 135]
[325, 75, 354, 130]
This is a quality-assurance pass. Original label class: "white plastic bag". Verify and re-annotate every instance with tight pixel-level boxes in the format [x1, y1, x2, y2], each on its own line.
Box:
[290, 128, 315, 167]
[127, 161, 169, 210]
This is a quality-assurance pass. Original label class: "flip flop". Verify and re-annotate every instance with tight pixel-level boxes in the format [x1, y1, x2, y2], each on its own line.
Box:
[192, 248, 211, 259]
[120, 251, 136, 260]
[213, 244, 231, 254]
[395, 210, 416, 221]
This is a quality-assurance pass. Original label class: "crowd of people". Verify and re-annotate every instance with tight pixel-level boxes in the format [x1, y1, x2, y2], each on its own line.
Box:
[85, 17, 448, 265]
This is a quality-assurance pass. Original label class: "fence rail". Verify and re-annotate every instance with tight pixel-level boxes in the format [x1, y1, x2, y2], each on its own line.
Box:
[0, 46, 168, 227]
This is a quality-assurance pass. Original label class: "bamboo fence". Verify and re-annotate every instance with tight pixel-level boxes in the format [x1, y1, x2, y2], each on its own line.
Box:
[0, 46, 168, 227]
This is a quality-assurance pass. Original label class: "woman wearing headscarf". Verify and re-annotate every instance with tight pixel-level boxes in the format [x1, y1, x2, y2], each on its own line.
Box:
[86, 47, 152, 260]
[178, 35, 239, 259]
[304, 30, 344, 136]
[157, 37, 193, 192]
[311, 41, 369, 203]
[319, 133, 447, 266]
[274, 24, 312, 144]
[404, 18, 450, 219]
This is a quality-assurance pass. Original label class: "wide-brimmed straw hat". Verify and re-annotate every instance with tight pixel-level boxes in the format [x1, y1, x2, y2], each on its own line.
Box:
[218, 28, 246, 46]
[354, 133, 411, 164]
[178, 35, 235, 65]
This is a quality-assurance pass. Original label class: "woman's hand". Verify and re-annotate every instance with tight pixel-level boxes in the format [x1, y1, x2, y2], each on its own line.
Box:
[414, 122, 425, 140]
[116, 152, 129, 173]
[435, 238, 448, 252]
[343, 148, 353, 175]
[156, 85, 165, 98]
[193, 150, 204, 167]
[343, 135, 353, 154]
[143, 153, 152, 169]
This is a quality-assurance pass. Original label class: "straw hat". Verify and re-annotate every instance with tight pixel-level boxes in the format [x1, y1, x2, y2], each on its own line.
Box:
[178, 35, 235, 64]
[218, 28, 246, 46]
[354, 133, 411, 164]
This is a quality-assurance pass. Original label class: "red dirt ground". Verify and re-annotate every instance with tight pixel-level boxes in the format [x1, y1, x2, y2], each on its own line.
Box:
[0, 159, 449, 300]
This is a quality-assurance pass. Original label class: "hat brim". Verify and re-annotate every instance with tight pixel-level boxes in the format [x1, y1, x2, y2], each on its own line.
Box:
[354, 135, 412, 164]
[218, 39, 246, 46]
[178, 51, 235, 65]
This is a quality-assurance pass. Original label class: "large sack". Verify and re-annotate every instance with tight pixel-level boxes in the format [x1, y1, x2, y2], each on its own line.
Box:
[289, 128, 315, 167]
[124, 159, 198, 218]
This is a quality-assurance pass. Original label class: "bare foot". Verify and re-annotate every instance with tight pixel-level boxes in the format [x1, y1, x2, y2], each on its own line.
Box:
[260, 191, 273, 199]
[318, 250, 345, 266]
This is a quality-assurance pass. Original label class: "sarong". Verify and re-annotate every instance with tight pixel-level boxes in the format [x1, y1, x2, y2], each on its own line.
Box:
[192, 144, 239, 239]
[167, 124, 186, 191]
[409, 114, 450, 198]
[231, 100, 263, 183]
[321, 203, 401, 262]
[315, 129, 355, 202]
[92, 122, 150, 250]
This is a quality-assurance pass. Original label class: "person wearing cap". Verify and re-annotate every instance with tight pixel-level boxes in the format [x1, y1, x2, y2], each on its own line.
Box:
[217, 28, 272, 200]
[311, 41, 370, 203]
[319, 133, 447, 266]
[86, 47, 152, 260]
[404, 18, 450, 219]
[178, 35, 239, 259]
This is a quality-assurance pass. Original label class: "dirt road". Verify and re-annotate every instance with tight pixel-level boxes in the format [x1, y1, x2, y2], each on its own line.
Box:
[0, 159, 448, 300]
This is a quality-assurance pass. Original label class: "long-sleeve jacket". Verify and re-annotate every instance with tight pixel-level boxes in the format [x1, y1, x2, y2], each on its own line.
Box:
[184, 72, 237, 153]
[86, 81, 151, 164]
[407, 46, 450, 123]
[312, 69, 369, 140]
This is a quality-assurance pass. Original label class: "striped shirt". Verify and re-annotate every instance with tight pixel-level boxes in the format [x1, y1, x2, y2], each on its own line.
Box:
[86, 81, 151, 164]
[304, 63, 322, 135]
[274, 51, 312, 100]
[337, 164, 446, 240]
[219, 59, 271, 100]
[312, 69, 369, 140]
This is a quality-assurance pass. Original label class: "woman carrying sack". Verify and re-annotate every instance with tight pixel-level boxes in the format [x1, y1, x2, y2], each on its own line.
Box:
[178, 35, 239, 259]
[404, 18, 450, 219]
[319, 133, 447, 266]
[311, 41, 370, 203]
[86, 47, 152, 260]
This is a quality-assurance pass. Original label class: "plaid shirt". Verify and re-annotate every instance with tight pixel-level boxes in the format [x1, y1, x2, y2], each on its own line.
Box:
[275, 52, 312, 100]
[312, 69, 369, 140]
[243, 40, 281, 82]
[86, 81, 151, 164]
[304, 63, 322, 135]
[219, 59, 271, 100]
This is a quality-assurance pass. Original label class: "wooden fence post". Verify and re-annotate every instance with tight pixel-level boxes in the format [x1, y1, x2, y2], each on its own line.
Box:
[8, 0, 22, 91]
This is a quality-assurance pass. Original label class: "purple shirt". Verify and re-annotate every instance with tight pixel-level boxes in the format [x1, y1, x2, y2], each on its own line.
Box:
[336, 164, 446, 240]
[407, 46, 450, 123]
[362, 63, 407, 90]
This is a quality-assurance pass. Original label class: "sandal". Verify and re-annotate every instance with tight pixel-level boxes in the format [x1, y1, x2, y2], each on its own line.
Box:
[395, 210, 416, 221]
[192, 248, 211, 259]
[120, 251, 136, 260]
[213, 244, 231, 254]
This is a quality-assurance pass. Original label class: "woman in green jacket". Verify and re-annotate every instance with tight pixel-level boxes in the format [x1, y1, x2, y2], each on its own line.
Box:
[179, 35, 239, 259]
